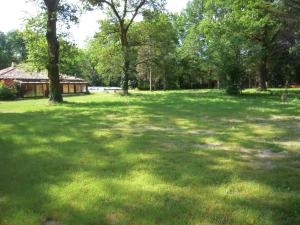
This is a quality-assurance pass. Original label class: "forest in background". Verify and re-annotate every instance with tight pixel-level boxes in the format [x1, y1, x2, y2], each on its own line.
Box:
[1, 0, 300, 92]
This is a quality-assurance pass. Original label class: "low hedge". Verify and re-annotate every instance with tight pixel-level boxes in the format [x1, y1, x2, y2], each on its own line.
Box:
[0, 81, 17, 100]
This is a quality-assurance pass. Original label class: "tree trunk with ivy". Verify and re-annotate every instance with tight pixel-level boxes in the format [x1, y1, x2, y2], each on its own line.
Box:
[45, 0, 63, 103]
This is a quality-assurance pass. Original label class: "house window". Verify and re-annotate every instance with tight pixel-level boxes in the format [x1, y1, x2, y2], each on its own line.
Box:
[24, 84, 35, 97]
[82, 84, 86, 92]
[36, 84, 44, 96]
[43, 84, 47, 91]
[43, 84, 48, 97]
[69, 84, 75, 93]
[76, 84, 81, 93]
[63, 84, 69, 94]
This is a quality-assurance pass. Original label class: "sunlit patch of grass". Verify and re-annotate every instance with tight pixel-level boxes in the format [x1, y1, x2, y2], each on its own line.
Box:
[0, 90, 300, 225]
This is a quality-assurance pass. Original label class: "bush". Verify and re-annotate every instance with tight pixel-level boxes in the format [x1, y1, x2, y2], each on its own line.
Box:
[0, 81, 17, 100]
[226, 84, 241, 95]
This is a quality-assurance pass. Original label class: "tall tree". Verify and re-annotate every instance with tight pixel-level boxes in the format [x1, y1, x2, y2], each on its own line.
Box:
[44, 0, 62, 103]
[24, 13, 83, 76]
[0, 31, 27, 69]
[33, 0, 78, 102]
[84, 0, 165, 95]
[5, 31, 27, 64]
[239, 0, 282, 91]
[0, 32, 9, 69]
[136, 12, 177, 90]
[87, 20, 123, 86]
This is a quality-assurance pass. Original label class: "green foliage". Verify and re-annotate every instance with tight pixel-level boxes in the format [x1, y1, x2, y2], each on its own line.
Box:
[136, 12, 178, 90]
[23, 14, 48, 71]
[85, 13, 178, 88]
[175, 0, 300, 90]
[79, 0, 299, 89]
[0, 30, 27, 69]
[5, 30, 27, 63]
[86, 20, 123, 86]
[85, 0, 166, 93]
[23, 13, 85, 77]
[2, 0, 297, 90]
[225, 84, 241, 95]
[0, 81, 17, 100]
[0, 32, 9, 69]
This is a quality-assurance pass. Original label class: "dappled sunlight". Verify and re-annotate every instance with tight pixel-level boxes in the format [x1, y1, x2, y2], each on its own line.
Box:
[1, 91, 300, 225]
[247, 123, 285, 137]
[216, 179, 273, 199]
[278, 141, 300, 151]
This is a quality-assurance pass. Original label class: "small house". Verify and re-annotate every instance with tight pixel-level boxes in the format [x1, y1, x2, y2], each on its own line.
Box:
[0, 65, 88, 98]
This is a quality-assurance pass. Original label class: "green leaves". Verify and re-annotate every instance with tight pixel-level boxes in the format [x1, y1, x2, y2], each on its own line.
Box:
[23, 13, 85, 77]
[177, 0, 297, 89]
[0, 31, 27, 69]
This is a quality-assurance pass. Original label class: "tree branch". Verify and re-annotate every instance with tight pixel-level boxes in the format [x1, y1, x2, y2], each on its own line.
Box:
[125, 0, 146, 32]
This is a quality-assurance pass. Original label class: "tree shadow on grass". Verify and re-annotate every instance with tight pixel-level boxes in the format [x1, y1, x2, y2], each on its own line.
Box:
[0, 91, 300, 225]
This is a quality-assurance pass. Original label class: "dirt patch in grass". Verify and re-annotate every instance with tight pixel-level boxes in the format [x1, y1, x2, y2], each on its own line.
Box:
[187, 129, 216, 135]
[250, 160, 275, 170]
[240, 148, 294, 170]
[160, 142, 179, 150]
[256, 149, 290, 159]
[106, 212, 121, 224]
[194, 143, 222, 148]
[134, 125, 218, 136]
[240, 148, 291, 159]
[240, 148, 253, 154]
[44, 218, 58, 225]
[248, 149, 294, 170]
[239, 148, 253, 159]
[227, 119, 244, 123]
[0, 110, 19, 113]
[271, 115, 300, 121]
[143, 126, 173, 132]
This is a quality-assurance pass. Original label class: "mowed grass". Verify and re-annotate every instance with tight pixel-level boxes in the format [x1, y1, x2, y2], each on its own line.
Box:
[0, 90, 300, 225]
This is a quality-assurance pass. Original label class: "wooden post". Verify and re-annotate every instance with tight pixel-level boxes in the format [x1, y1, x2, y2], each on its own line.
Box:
[20, 84, 24, 98]
[34, 84, 37, 97]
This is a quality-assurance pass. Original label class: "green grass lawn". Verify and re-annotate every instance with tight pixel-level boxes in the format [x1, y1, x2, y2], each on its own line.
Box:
[0, 90, 300, 225]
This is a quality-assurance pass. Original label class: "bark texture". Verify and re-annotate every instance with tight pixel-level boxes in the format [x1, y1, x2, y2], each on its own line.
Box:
[120, 25, 130, 95]
[45, 0, 63, 103]
[258, 56, 268, 91]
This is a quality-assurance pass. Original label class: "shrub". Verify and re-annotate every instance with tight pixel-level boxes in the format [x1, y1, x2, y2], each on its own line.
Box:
[0, 81, 17, 100]
[226, 84, 241, 95]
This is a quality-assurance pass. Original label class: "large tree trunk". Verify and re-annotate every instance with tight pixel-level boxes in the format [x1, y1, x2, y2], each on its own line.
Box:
[45, 0, 63, 103]
[258, 55, 268, 91]
[120, 28, 130, 95]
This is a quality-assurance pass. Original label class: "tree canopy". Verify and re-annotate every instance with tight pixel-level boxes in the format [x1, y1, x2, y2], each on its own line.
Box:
[1, 0, 300, 94]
